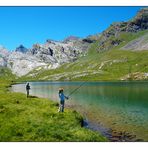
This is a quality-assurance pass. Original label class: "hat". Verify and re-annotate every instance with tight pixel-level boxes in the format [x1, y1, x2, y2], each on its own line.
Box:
[59, 88, 64, 91]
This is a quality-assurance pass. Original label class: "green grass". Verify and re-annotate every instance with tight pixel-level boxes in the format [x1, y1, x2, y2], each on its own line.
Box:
[0, 80, 107, 142]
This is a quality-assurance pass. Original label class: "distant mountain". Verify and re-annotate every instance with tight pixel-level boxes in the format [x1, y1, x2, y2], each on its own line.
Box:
[15, 45, 28, 53]
[5, 36, 92, 76]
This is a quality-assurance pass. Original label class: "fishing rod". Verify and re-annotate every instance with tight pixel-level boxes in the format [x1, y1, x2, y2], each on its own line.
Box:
[67, 81, 86, 98]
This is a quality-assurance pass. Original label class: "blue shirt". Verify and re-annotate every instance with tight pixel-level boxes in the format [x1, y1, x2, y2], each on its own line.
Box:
[59, 92, 67, 101]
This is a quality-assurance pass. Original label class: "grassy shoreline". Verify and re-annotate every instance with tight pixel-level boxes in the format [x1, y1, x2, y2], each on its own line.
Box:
[0, 80, 107, 142]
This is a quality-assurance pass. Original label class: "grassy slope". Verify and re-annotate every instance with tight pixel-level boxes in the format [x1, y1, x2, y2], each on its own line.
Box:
[20, 30, 148, 81]
[0, 80, 107, 142]
[0, 67, 16, 81]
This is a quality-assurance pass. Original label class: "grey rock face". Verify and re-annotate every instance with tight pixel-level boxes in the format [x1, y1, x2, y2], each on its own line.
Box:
[63, 36, 80, 43]
[0, 57, 7, 67]
[7, 51, 48, 76]
[0, 46, 9, 67]
[128, 8, 148, 31]
[0, 36, 91, 76]
[0, 46, 9, 57]
[29, 38, 90, 65]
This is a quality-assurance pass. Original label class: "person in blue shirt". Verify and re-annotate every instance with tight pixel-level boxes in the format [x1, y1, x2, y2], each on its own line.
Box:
[58, 88, 69, 112]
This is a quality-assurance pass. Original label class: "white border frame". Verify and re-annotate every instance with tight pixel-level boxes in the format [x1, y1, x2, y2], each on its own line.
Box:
[0, 0, 147, 6]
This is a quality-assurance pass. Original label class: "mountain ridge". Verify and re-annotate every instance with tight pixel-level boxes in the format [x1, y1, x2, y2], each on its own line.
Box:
[0, 35, 93, 76]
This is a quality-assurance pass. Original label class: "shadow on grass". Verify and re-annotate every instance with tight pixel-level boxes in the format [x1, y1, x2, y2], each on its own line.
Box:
[27, 95, 38, 99]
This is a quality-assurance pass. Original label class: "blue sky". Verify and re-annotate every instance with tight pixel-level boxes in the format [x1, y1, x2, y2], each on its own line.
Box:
[0, 6, 145, 51]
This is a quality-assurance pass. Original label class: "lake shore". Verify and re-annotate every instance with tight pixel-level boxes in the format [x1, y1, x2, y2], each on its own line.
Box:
[0, 80, 107, 142]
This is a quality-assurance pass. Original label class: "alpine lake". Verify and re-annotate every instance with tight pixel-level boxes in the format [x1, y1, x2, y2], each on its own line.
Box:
[11, 81, 148, 142]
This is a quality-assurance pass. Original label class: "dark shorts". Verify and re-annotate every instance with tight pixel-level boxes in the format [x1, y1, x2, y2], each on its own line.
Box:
[60, 100, 65, 105]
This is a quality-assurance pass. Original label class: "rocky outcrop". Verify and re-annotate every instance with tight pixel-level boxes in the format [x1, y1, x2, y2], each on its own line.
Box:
[0, 46, 9, 56]
[127, 8, 148, 31]
[7, 51, 48, 76]
[0, 46, 9, 67]
[96, 8, 148, 51]
[29, 37, 91, 65]
[121, 72, 148, 80]
[63, 36, 80, 43]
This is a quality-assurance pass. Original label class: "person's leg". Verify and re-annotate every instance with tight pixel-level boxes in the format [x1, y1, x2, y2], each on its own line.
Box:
[27, 89, 29, 97]
[58, 102, 61, 112]
[61, 100, 65, 112]
[58, 100, 62, 112]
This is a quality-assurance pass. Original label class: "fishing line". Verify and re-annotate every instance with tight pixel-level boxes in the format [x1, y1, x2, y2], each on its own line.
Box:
[67, 62, 102, 98]
[67, 81, 86, 98]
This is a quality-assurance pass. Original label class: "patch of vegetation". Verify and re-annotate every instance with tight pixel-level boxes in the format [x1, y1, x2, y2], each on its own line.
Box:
[0, 67, 16, 81]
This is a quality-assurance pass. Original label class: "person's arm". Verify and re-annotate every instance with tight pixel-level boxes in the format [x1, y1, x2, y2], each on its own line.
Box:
[64, 95, 69, 100]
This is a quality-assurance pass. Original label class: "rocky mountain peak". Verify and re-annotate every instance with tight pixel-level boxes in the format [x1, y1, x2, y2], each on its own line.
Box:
[46, 39, 56, 44]
[126, 7, 148, 32]
[132, 8, 148, 24]
[63, 36, 80, 43]
[15, 44, 28, 53]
